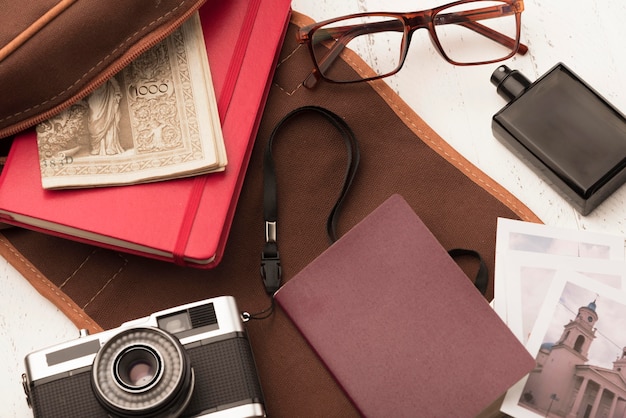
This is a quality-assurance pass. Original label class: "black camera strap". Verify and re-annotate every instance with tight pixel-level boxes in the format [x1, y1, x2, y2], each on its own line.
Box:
[260, 105, 360, 295]
[245, 106, 488, 321]
[243, 106, 359, 321]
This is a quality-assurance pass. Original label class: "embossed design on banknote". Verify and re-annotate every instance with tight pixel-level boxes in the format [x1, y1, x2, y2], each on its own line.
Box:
[36, 13, 226, 189]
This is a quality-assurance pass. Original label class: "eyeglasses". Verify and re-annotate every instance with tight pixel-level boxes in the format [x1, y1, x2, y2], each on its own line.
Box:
[297, 0, 528, 88]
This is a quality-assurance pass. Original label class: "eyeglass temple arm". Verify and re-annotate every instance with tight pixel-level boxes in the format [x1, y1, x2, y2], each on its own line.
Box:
[459, 20, 528, 54]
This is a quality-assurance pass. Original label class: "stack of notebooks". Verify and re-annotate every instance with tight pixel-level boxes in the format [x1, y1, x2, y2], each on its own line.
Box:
[0, 0, 292, 268]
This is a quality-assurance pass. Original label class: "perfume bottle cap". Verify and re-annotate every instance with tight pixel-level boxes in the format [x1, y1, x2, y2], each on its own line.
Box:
[490, 65, 532, 102]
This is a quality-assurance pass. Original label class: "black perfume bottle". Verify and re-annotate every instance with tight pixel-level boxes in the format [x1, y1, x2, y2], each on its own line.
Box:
[491, 63, 626, 215]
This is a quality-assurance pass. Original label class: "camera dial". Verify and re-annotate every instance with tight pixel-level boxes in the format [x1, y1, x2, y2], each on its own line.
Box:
[92, 327, 194, 418]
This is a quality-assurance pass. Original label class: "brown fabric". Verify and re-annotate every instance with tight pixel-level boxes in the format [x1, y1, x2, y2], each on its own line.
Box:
[0, 0, 207, 138]
[1, 12, 540, 417]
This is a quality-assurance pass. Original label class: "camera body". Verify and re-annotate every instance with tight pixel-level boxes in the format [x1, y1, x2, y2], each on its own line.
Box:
[22, 296, 265, 417]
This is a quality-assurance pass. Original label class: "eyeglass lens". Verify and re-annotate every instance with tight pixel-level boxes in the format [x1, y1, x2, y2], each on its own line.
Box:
[311, 15, 406, 83]
[434, 1, 519, 64]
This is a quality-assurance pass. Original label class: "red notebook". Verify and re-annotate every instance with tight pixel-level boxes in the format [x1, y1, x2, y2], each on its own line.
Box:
[275, 195, 535, 417]
[0, 0, 292, 268]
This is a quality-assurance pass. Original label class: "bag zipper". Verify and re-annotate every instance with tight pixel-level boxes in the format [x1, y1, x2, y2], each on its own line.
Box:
[0, 0, 207, 139]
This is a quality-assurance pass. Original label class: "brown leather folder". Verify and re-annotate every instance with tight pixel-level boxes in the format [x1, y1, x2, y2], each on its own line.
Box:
[1, 12, 539, 417]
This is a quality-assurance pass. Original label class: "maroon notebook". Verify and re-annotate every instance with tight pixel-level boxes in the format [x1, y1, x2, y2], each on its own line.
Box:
[274, 194, 534, 417]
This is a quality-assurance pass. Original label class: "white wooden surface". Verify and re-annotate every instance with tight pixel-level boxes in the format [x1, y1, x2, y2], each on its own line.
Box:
[1, 1, 624, 416]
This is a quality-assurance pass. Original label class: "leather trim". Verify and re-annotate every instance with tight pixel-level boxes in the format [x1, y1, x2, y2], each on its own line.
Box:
[0, 0, 77, 62]
[370, 80, 541, 223]
[0, 233, 102, 333]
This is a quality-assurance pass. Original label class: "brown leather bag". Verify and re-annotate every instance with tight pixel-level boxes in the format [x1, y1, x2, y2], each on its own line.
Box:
[0, 0, 207, 138]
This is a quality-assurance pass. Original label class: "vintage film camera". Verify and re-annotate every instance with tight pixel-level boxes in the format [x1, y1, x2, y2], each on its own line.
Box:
[22, 296, 265, 417]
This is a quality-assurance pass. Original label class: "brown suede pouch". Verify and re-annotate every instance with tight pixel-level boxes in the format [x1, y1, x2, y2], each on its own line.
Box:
[0, 0, 207, 138]
[1, 12, 540, 417]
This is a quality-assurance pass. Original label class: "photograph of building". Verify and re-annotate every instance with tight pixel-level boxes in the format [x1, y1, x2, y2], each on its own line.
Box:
[520, 299, 626, 418]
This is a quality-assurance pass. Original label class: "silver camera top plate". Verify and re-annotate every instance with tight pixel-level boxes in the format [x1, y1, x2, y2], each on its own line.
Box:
[24, 296, 243, 384]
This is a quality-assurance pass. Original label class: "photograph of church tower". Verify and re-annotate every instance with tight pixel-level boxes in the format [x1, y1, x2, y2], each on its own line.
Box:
[518, 283, 626, 418]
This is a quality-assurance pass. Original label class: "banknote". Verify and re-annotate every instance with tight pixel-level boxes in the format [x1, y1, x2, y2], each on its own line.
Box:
[36, 13, 226, 189]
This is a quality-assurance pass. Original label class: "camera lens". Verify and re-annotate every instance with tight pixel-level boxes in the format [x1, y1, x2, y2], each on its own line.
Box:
[92, 327, 194, 418]
[115, 345, 162, 391]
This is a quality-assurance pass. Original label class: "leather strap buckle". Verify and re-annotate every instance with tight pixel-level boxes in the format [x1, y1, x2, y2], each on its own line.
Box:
[260, 242, 281, 295]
